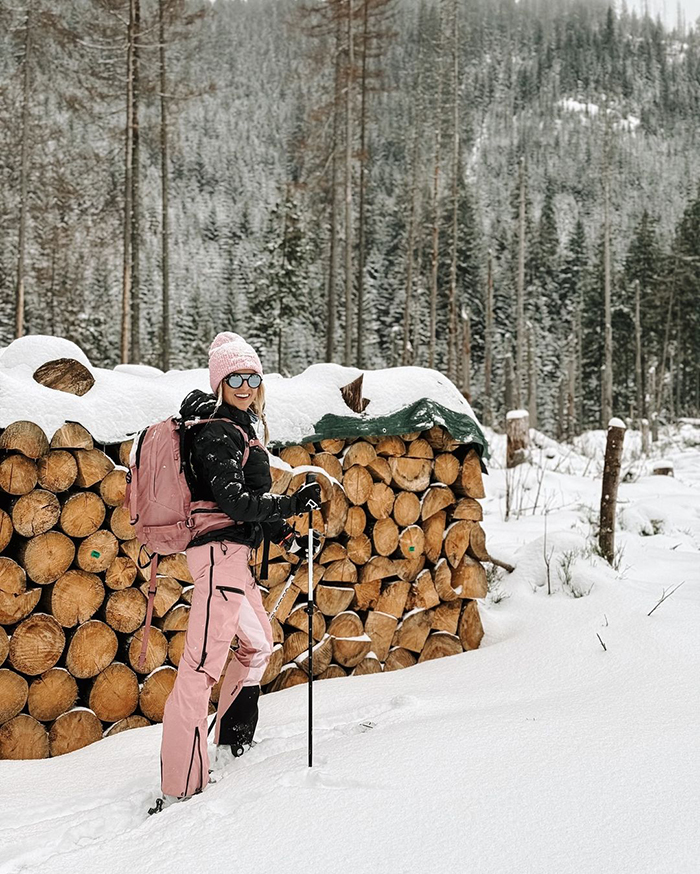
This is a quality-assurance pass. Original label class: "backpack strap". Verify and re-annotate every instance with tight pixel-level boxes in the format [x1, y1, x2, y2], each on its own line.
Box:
[137, 554, 159, 670]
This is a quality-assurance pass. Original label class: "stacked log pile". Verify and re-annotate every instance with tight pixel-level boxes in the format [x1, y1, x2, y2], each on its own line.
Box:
[0, 419, 489, 760]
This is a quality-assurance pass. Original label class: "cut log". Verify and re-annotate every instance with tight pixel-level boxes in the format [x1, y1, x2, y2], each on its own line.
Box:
[444, 520, 473, 568]
[18, 530, 75, 585]
[269, 665, 308, 692]
[118, 439, 133, 467]
[37, 450, 77, 493]
[51, 422, 94, 451]
[452, 554, 488, 598]
[394, 554, 426, 583]
[9, 614, 65, 675]
[33, 358, 95, 396]
[384, 647, 417, 671]
[366, 482, 395, 520]
[351, 579, 381, 611]
[0, 669, 28, 724]
[261, 644, 284, 686]
[161, 603, 189, 632]
[343, 441, 377, 469]
[346, 533, 372, 565]
[322, 484, 349, 537]
[12, 489, 61, 537]
[367, 456, 392, 485]
[0, 626, 7, 667]
[421, 484, 455, 521]
[343, 506, 366, 537]
[328, 611, 364, 639]
[270, 617, 284, 645]
[408, 570, 440, 611]
[27, 668, 78, 721]
[105, 556, 137, 590]
[319, 437, 346, 455]
[315, 584, 355, 617]
[139, 666, 177, 722]
[388, 457, 432, 492]
[0, 556, 26, 595]
[0, 421, 49, 459]
[313, 451, 344, 484]
[280, 445, 312, 469]
[364, 611, 398, 662]
[398, 525, 425, 559]
[119, 537, 152, 581]
[455, 448, 486, 498]
[432, 599, 461, 635]
[263, 583, 299, 623]
[270, 465, 292, 495]
[89, 663, 139, 722]
[0, 454, 38, 495]
[406, 438, 434, 459]
[375, 580, 411, 618]
[375, 435, 405, 457]
[352, 655, 382, 676]
[73, 448, 114, 488]
[332, 634, 372, 668]
[392, 608, 433, 653]
[49, 709, 103, 756]
[286, 604, 327, 641]
[434, 558, 459, 602]
[109, 506, 136, 541]
[467, 522, 490, 562]
[105, 587, 147, 635]
[453, 497, 483, 521]
[424, 425, 460, 452]
[0, 588, 41, 624]
[433, 452, 461, 485]
[180, 585, 193, 606]
[343, 465, 373, 505]
[138, 576, 181, 619]
[422, 510, 446, 563]
[0, 714, 49, 759]
[291, 561, 325, 596]
[100, 469, 128, 507]
[458, 600, 484, 650]
[157, 553, 193, 583]
[283, 631, 309, 664]
[76, 530, 118, 573]
[393, 491, 421, 527]
[295, 634, 334, 676]
[319, 541, 347, 564]
[166, 630, 187, 669]
[360, 556, 396, 583]
[254, 560, 291, 587]
[0, 509, 13, 552]
[59, 491, 106, 538]
[105, 715, 151, 737]
[418, 632, 463, 662]
[51, 569, 105, 627]
[372, 517, 399, 556]
[65, 620, 118, 678]
[340, 375, 369, 412]
[317, 665, 347, 680]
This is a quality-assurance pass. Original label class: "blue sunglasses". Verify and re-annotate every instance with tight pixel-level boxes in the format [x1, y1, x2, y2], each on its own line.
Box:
[225, 373, 262, 389]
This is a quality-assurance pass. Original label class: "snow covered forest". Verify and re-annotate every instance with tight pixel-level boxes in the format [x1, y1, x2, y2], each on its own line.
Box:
[0, 0, 699, 433]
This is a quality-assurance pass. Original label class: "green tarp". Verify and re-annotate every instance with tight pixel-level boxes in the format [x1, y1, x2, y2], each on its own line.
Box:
[274, 397, 490, 460]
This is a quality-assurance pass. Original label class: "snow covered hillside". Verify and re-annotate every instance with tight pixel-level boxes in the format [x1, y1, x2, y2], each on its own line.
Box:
[1, 424, 698, 874]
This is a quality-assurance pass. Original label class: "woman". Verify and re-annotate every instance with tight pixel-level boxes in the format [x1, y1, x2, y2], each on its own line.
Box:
[151, 332, 321, 813]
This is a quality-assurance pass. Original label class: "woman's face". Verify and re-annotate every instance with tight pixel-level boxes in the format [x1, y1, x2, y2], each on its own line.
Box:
[222, 371, 260, 412]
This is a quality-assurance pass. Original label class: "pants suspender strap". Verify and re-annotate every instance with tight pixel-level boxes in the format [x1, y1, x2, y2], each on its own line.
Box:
[260, 535, 270, 581]
[138, 554, 160, 670]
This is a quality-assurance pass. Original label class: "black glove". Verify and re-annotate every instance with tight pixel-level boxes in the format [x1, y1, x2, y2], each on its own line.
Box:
[281, 529, 322, 559]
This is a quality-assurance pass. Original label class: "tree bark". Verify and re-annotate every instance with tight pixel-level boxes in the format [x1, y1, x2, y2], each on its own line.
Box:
[516, 157, 526, 407]
[484, 249, 493, 426]
[159, 0, 171, 372]
[121, 0, 136, 363]
[344, 0, 355, 367]
[15, 9, 32, 340]
[130, 0, 142, 363]
[599, 419, 626, 564]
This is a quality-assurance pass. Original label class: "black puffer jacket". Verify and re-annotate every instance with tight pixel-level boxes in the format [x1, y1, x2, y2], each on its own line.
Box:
[180, 389, 294, 549]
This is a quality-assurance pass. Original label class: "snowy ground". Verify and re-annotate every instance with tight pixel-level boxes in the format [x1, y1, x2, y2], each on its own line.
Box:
[1, 425, 699, 874]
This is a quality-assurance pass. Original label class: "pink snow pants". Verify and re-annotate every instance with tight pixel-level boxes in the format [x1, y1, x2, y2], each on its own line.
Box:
[160, 540, 273, 798]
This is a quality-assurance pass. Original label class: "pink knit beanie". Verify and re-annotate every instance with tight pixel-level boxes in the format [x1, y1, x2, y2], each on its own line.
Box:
[208, 332, 263, 393]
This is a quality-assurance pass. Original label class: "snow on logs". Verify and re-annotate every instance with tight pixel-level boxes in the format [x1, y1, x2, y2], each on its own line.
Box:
[0, 417, 488, 758]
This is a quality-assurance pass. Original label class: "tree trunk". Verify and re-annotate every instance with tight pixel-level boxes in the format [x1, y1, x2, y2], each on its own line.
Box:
[356, 0, 369, 368]
[159, 0, 171, 372]
[635, 279, 643, 421]
[506, 410, 530, 468]
[344, 0, 355, 367]
[130, 0, 142, 363]
[516, 157, 526, 407]
[428, 9, 444, 369]
[121, 0, 136, 363]
[599, 418, 626, 564]
[15, 9, 32, 340]
[601, 98, 614, 427]
[447, 0, 459, 381]
[484, 249, 493, 426]
[527, 321, 537, 430]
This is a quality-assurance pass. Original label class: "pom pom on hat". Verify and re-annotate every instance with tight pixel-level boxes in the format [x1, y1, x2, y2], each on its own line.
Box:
[208, 331, 263, 393]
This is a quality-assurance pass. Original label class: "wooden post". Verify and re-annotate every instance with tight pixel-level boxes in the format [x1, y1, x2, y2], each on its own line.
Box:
[640, 418, 650, 455]
[599, 418, 626, 565]
[506, 410, 529, 469]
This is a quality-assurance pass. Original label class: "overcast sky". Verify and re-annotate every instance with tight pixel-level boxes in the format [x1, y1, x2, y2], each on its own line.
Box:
[625, 0, 700, 28]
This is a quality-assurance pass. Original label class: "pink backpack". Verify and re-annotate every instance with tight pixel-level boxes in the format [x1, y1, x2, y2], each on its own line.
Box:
[124, 415, 262, 668]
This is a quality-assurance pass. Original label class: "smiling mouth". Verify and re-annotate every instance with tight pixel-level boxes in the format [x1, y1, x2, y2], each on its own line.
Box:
[235, 393, 251, 399]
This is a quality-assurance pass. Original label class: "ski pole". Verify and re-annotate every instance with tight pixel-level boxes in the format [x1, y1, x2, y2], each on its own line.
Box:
[305, 473, 315, 768]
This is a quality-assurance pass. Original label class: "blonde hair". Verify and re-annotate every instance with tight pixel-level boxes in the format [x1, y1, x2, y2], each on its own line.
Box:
[216, 381, 269, 447]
